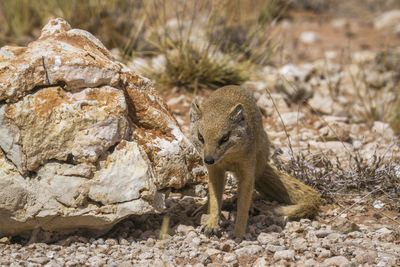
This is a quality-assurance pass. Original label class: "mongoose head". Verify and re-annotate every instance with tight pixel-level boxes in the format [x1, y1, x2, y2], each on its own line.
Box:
[190, 97, 252, 166]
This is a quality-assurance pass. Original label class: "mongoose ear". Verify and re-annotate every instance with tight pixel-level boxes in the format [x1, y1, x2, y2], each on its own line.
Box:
[229, 103, 245, 122]
[190, 99, 202, 122]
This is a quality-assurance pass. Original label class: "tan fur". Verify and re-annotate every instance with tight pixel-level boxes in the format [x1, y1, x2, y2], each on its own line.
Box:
[190, 85, 320, 238]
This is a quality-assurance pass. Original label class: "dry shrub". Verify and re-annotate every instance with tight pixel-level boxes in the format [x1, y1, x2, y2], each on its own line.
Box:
[273, 148, 400, 203]
[141, 0, 281, 91]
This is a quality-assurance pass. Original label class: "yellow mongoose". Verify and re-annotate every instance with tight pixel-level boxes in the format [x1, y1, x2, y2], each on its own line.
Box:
[190, 85, 320, 238]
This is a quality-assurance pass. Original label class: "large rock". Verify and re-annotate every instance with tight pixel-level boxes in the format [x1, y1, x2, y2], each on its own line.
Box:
[0, 18, 204, 236]
[374, 10, 400, 30]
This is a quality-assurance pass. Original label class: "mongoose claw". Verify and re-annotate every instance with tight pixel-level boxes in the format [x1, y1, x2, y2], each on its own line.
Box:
[202, 225, 221, 237]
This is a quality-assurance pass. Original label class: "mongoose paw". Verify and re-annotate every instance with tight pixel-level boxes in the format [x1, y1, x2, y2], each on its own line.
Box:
[202, 225, 221, 237]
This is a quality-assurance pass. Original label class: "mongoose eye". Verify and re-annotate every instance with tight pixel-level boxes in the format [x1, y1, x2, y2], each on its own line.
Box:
[198, 132, 204, 144]
[219, 132, 230, 145]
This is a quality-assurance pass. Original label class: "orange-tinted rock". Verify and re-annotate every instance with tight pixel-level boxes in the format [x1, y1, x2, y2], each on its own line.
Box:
[0, 18, 205, 236]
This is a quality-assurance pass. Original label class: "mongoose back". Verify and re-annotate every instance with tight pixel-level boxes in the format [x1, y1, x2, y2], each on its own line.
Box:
[190, 85, 320, 238]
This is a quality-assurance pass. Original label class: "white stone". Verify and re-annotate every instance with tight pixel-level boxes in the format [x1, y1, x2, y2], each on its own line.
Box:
[167, 95, 186, 106]
[257, 232, 279, 245]
[372, 121, 394, 138]
[319, 122, 350, 142]
[373, 200, 385, 209]
[280, 112, 305, 126]
[331, 18, 348, 30]
[253, 257, 268, 267]
[223, 253, 237, 263]
[279, 64, 308, 80]
[309, 94, 333, 115]
[374, 10, 400, 30]
[323, 256, 349, 266]
[352, 51, 376, 64]
[273, 250, 295, 261]
[234, 245, 263, 256]
[292, 237, 307, 252]
[299, 31, 321, 44]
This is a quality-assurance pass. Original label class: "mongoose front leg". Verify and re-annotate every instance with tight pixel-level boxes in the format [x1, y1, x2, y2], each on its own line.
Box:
[234, 168, 255, 238]
[204, 166, 225, 236]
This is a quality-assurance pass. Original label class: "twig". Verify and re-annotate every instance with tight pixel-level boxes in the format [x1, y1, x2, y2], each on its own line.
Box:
[372, 207, 400, 226]
[327, 187, 381, 223]
[380, 189, 400, 205]
[265, 87, 295, 158]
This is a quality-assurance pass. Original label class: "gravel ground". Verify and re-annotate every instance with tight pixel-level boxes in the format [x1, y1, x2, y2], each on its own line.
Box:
[1, 181, 399, 267]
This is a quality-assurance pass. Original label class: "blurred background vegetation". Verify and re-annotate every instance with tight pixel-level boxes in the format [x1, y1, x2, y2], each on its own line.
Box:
[1, 0, 400, 130]
[0, 0, 291, 91]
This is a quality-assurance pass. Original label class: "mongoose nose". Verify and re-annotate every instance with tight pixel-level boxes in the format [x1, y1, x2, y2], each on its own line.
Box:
[204, 156, 215, 165]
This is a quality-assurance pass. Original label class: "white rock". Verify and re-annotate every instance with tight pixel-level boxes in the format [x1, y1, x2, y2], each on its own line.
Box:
[325, 50, 338, 60]
[223, 253, 237, 263]
[176, 224, 195, 235]
[309, 141, 352, 157]
[257, 232, 279, 245]
[376, 227, 394, 242]
[302, 259, 319, 266]
[299, 31, 321, 44]
[309, 94, 333, 115]
[0, 18, 204, 236]
[127, 57, 151, 76]
[167, 95, 187, 106]
[292, 237, 307, 252]
[279, 64, 308, 80]
[317, 248, 331, 258]
[323, 256, 349, 266]
[319, 122, 350, 142]
[205, 248, 220, 256]
[352, 51, 376, 64]
[234, 245, 263, 256]
[323, 116, 348, 123]
[331, 18, 348, 30]
[266, 244, 286, 252]
[280, 112, 306, 126]
[273, 250, 295, 261]
[373, 200, 385, 209]
[315, 229, 334, 238]
[245, 80, 268, 92]
[374, 10, 400, 30]
[257, 93, 290, 114]
[372, 121, 394, 138]
[253, 257, 268, 267]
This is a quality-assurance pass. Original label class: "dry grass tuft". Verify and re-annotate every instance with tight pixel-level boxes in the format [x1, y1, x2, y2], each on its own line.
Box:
[273, 149, 400, 203]
[141, 0, 281, 91]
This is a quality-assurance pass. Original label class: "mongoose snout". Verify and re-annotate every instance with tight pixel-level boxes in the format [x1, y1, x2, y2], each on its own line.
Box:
[204, 156, 215, 165]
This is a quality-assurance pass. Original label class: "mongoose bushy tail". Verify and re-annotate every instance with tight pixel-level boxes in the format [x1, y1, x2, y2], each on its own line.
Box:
[255, 163, 320, 219]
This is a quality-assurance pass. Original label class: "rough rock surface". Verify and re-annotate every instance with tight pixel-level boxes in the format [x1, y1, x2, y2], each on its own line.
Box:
[0, 18, 204, 236]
